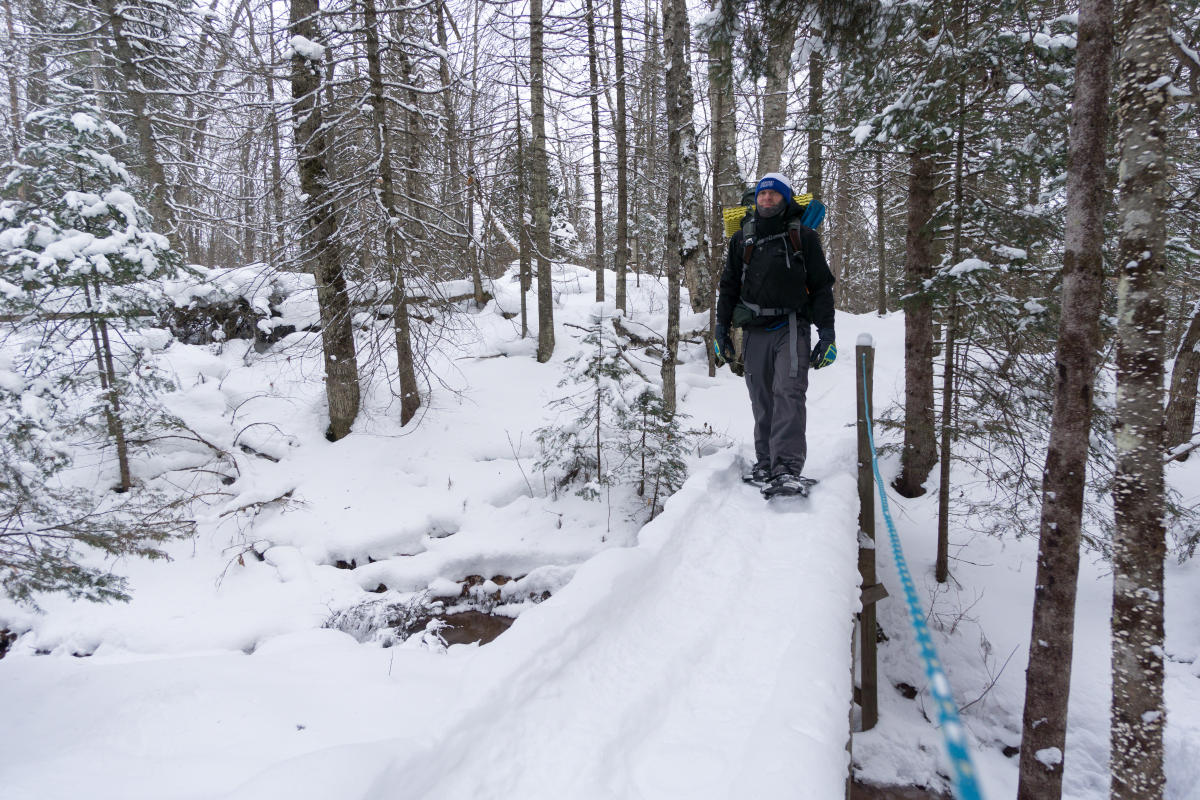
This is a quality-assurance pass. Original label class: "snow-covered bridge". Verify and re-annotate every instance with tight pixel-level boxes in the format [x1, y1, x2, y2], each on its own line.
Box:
[352, 454, 864, 799]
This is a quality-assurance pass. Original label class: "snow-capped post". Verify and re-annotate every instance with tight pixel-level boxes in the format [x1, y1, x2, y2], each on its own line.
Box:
[855, 333, 883, 731]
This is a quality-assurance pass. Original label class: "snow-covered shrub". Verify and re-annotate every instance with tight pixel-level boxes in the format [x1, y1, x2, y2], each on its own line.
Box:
[536, 311, 693, 518]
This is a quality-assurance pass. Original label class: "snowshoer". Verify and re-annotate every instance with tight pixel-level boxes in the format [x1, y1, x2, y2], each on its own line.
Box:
[713, 172, 837, 497]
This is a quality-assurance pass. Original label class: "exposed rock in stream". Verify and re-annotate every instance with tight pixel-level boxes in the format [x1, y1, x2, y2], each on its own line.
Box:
[326, 572, 557, 647]
[0, 628, 16, 660]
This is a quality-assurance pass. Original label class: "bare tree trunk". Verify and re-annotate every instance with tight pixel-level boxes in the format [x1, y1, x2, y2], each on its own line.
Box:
[83, 281, 131, 493]
[893, 149, 938, 497]
[936, 72, 968, 585]
[755, 3, 796, 176]
[1015, 8, 1113, 794]
[239, 133, 255, 264]
[709, 0, 739, 211]
[1165, 301, 1200, 459]
[708, 0, 738, 377]
[586, 0, 606, 302]
[290, 0, 360, 441]
[613, 0, 629, 313]
[99, 0, 178, 239]
[4, 0, 21, 160]
[831, 155, 851, 306]
[363, 0, 419, 426]
[436, 1, 461, 214]
[661, 0, 688, 411]
[807, 48, 824, 196]
[515, 96, 531, 338]
[466, 8, 485, 307]
[172, 0, 224, 263]
[266, 2, 286, 267]
[667, 0, 706, 313]
[1110, 1, 1170, 796]
[25, 0, 48, 111]
[530, 0, 554, 363]
[876, 151, 887, 316]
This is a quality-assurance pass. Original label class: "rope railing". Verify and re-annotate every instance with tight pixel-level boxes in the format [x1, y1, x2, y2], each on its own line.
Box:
[859, 347, 985, 800]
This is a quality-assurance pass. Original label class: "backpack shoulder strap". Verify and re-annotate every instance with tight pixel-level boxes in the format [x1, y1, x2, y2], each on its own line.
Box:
[787, 219, 804, 254]
[741, 217, 757, 264]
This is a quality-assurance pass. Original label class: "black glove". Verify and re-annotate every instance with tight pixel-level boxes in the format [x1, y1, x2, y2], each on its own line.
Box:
[810, 329, 836, 370]
[714, 324, 735, 368]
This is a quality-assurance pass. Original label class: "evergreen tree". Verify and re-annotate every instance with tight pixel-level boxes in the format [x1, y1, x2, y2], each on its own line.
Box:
[0, 80, 193, 603]
[616, 389, 691, 520]
[536, 311, 692, 516]
[536, 312, 633, 500]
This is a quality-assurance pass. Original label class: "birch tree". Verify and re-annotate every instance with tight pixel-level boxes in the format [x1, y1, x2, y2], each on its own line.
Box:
[1110, 0, 1171, 795]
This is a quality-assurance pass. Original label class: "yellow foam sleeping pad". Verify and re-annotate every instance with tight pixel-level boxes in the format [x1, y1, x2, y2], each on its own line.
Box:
[721, 193, 814, 239]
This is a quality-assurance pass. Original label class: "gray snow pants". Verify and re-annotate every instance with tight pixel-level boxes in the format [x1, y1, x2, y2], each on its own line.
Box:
[742, 324, 811, 477]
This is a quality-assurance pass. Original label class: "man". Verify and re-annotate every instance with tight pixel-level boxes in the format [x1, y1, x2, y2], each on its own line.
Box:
[714, 172, 836, 497]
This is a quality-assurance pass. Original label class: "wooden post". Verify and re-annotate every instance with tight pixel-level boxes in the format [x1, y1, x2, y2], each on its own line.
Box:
[856, 335, 884, 732]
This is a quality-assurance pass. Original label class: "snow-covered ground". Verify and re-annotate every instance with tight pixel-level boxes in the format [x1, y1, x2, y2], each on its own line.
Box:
[1, 263, 1198, 799]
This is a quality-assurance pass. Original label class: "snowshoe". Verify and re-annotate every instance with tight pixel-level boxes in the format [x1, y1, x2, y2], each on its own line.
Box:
[762, 474, 818, 498]
[741, 465, 772, 488]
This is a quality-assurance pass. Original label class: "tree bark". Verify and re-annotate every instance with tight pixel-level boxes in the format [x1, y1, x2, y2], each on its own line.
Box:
[661, 0, 689, 411]
[436, 1, 461, 218]
[362, 0, 419, 426]
[667, 0, 707, 313]
[876, 150, 887, 316]
[613, 0, 629, 313]
[1110, 1, 1170, 797]
[756, 2, 796, 176]
[515, 96, 531, 338]
[893, 149, 938, 497]
[1014, 7, 1113, 788]
[708, 0, 740, 212]
[290, 0, 360, 441]
[831, 153, 851, 307]
[4, 0, 21, 160]
[466, 8, 484, 307]
[1017, 0, 1118, 745]
[708, 0, 739, 376]
[1165, 301, 1200, 458]
[530, 0, 554, 362]
[25, 0, 48, 111]
[83, 281, 131, 493]
[586, 0, 606, 302]
[807, 48, 824, 196]
[936, 70, 969, 585]
[99, 0, 178, 239]
[266, 2, 286, 266]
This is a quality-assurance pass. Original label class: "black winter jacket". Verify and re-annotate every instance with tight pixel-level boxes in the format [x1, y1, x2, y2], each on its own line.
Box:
[716, 202, 836, 336]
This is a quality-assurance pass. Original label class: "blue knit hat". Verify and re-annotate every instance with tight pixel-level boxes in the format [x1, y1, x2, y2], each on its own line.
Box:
[755, 172, 794, 206]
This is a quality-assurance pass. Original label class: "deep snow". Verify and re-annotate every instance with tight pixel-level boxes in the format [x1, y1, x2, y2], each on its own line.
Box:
[1, 263, 1198, 800]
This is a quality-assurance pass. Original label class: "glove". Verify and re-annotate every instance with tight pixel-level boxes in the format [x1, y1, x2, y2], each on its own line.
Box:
[810, 331, 836, 370]
[714, 324, 735, 368]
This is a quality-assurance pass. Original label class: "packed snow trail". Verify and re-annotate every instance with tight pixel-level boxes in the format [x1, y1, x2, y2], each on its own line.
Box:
[354, 452, 862, 800]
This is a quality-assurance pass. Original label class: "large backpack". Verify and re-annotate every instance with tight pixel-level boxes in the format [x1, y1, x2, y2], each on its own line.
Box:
[721, 193, 825, 239]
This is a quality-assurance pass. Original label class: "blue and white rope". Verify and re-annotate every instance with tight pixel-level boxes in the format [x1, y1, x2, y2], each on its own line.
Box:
[860, 352, 985, 800]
